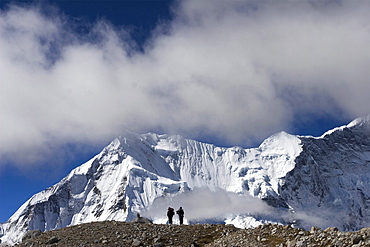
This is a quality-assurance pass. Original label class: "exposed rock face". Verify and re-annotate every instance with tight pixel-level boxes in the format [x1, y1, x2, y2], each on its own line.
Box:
[280, 117, 370, 230]
[2, 116, 370, 244]
[0, 130, 301, 244]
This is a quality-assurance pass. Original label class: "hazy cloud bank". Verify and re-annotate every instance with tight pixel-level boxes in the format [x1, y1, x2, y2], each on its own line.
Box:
[144, 187, 335, 230]
[145, 187, 271, 223]
[1, 1, 370, 169]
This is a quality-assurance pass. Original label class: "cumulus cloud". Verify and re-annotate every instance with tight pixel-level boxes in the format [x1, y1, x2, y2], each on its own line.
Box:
[1, 1, 370, 168]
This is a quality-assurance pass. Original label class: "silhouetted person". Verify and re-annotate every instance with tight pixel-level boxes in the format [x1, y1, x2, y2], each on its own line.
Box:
[176, 207, 184, 225]
[167, 207, 175, 224]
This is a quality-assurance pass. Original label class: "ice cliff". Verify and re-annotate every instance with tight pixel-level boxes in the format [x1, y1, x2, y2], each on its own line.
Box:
[1, 116, 370, 244]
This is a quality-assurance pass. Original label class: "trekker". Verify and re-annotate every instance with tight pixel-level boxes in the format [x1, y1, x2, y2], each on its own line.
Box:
[176, 207, 184, 225]
[167, 207, 175, 224]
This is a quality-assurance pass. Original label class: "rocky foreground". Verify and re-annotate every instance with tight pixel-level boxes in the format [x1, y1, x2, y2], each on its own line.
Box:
[6, 221, 370, 247]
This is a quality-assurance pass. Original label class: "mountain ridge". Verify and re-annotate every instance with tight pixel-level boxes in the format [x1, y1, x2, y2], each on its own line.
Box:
[1, 116, 370, 244]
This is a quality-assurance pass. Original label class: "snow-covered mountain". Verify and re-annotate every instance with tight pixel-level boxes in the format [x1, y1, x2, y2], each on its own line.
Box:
[1, 116, 370, 244]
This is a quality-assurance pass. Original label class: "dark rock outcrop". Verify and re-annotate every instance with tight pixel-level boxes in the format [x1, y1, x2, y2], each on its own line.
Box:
[131, 213, 153, 224]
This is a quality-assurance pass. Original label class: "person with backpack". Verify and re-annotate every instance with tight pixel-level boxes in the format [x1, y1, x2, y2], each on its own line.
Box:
[176, 207, 184, 225]
[167, 207, 175, 224]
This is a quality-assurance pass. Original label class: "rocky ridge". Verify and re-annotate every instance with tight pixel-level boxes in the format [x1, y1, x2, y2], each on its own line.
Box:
[3, 116, 370, 245]
[9, 221, 370, 247]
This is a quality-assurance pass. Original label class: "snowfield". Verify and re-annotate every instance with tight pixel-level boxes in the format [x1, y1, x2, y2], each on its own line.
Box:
[1, 116, 370, 244]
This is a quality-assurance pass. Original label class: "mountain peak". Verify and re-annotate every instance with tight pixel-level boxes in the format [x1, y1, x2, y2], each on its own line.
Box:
[3, 116, 370, 244]
[348, 114, 370, 128]
[321, 114, 370, 137]
[259, 131, 302, 156]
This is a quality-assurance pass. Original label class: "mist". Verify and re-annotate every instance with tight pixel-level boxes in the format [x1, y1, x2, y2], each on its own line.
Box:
[144, 187, 272, 223]
[142, 187, 340, 230]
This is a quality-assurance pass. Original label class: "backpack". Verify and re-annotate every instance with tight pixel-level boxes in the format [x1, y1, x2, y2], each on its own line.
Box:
[167, 207, 175, 217]
[176, 209, 184, 216]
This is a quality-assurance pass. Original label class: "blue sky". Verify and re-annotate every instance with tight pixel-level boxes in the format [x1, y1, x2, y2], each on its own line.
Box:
[1, 0, 369, 222]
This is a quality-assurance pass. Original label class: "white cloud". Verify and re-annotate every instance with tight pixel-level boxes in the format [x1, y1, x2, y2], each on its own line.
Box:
[145, 187, 271, 222]
[1, 1, 370, 168]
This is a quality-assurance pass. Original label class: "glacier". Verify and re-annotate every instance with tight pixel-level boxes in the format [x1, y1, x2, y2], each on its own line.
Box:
[1, 116, 370, 244]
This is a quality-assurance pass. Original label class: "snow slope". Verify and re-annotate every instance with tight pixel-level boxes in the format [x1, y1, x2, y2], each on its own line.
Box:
[280, 116, 370, 230]
[1, 116, 370, 244]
